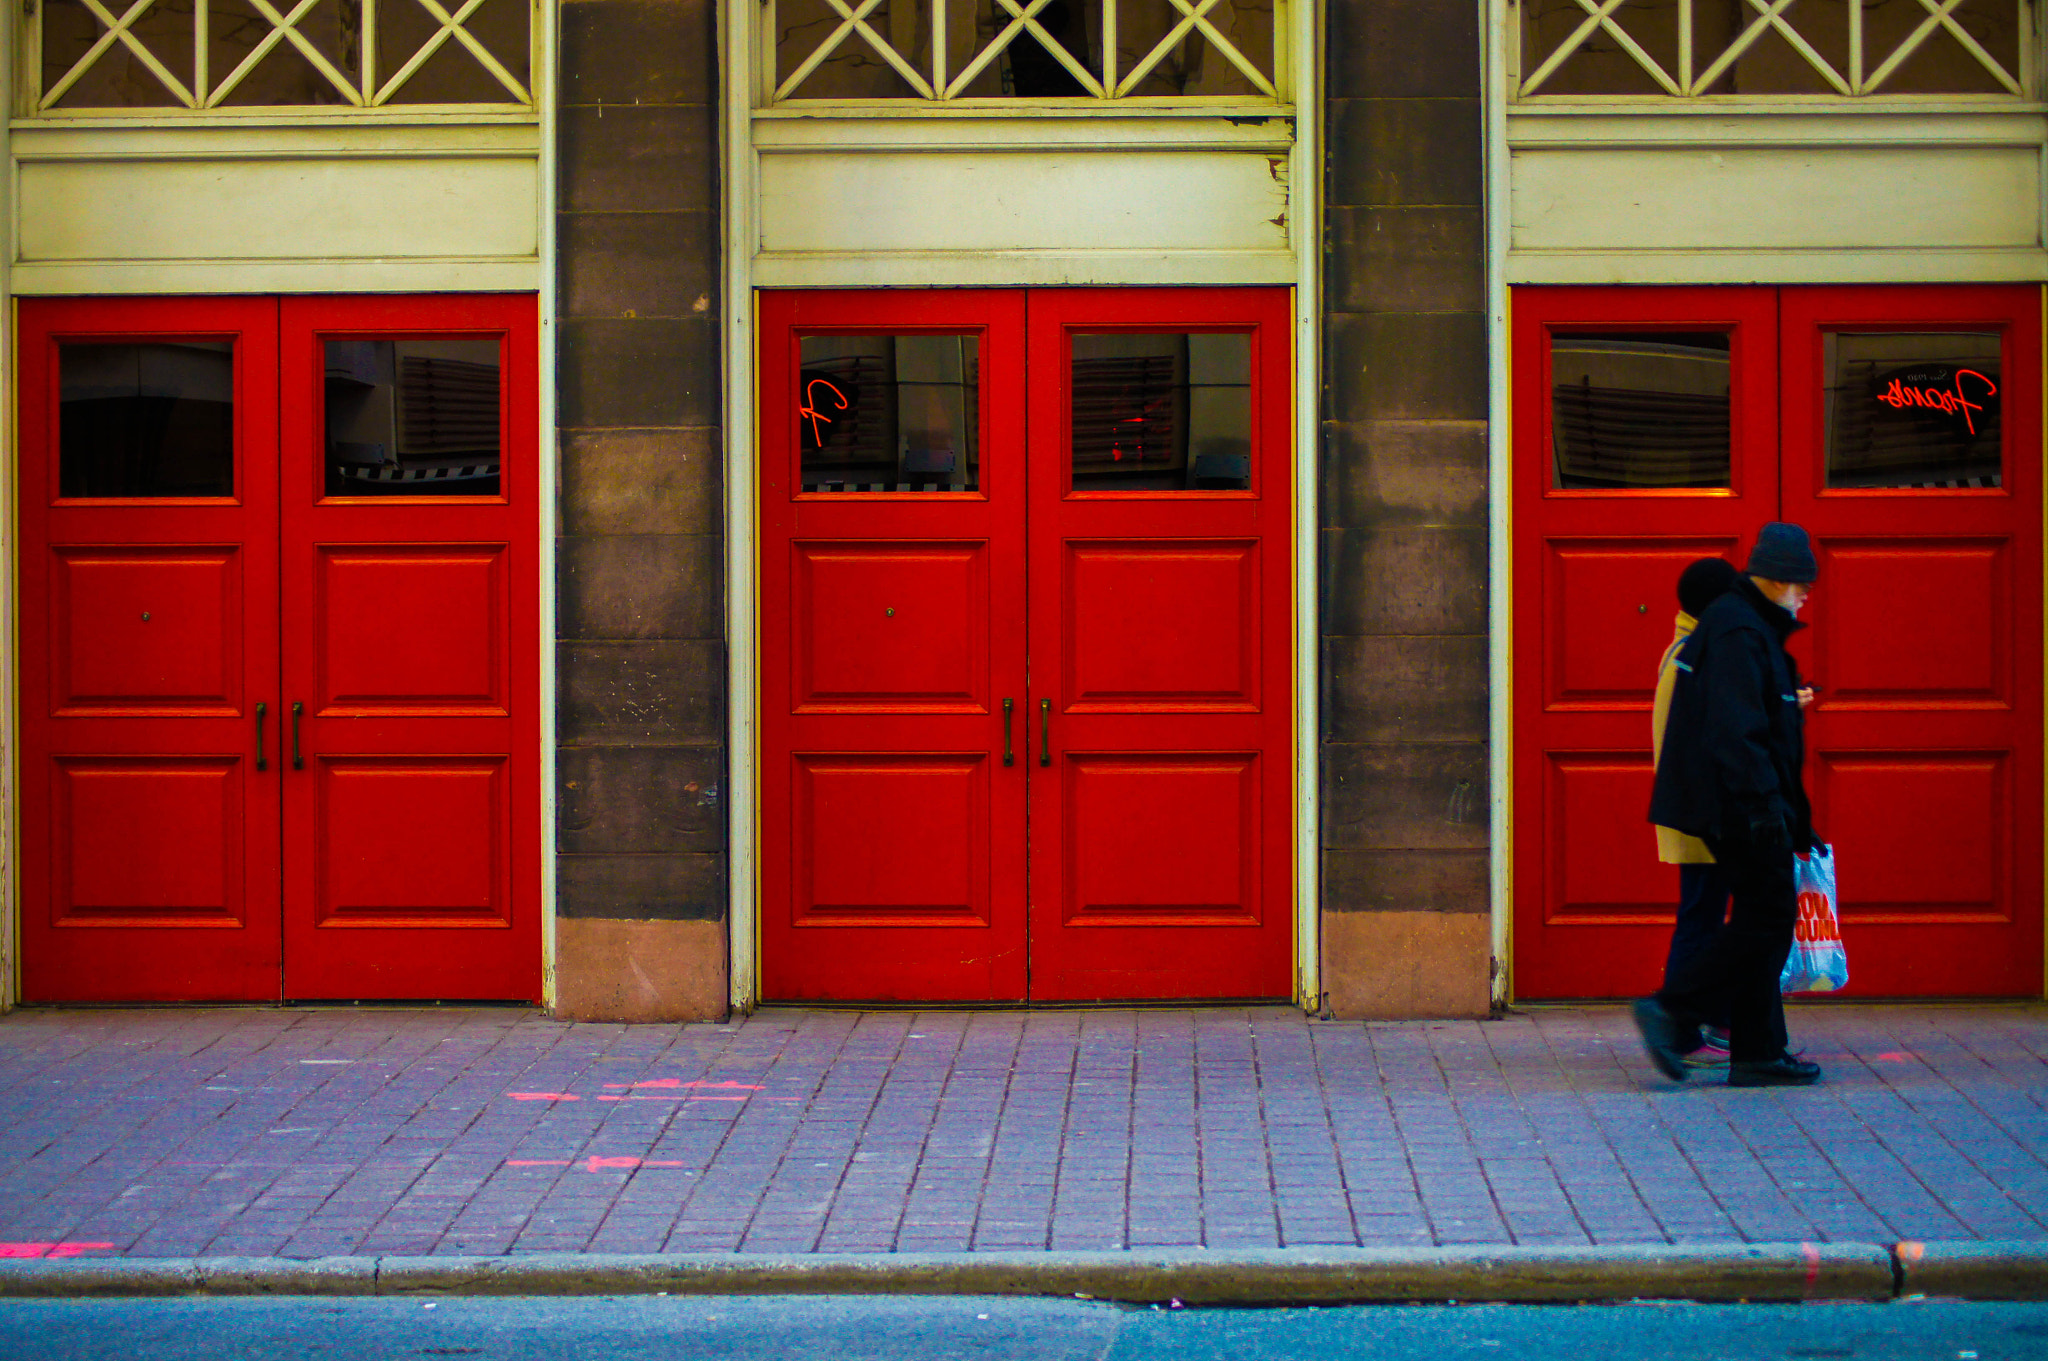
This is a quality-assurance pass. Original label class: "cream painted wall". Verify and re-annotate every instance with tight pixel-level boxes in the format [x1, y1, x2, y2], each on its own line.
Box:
[10, 121, 542, 295]
[750, 113, 1298, 288]
[1504, 108, 2048, 284]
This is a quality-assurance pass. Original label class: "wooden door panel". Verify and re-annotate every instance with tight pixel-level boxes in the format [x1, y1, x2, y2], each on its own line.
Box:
[1545, 539, 1742, 707]
[279, 293, 540, 1002]
[1026, 287, 1294, 1002]
[1815, 540, 2007, 704]
[53, 546, 242, 713]
[314, 756, 510, 925]
[1063, 540, 1259, 711]
[54, 757, 244, 925]
[18, 296, 282, 1003]
[792, 541, 988, 712]
[315, 544, 509, 713]
[1544, 753, 1667, 926]
[1815, 752, 2005, 921]
[1061, 752, 1260, 926]
[793, 753, 991, 925]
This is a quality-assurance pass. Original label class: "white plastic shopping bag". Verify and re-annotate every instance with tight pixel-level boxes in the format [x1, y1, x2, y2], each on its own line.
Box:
[1781, 844, 1848, 994]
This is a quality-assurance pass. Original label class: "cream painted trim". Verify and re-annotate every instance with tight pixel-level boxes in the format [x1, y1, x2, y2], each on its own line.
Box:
[724, 2, 762, 1014]
[1291, 0, 1321, 1012]
[1486, 0, 1513, 1008]
[10, 261, 542, 294]
[1508, 249, 2048, 286]
[9, 121, 542, 155]
[754, 252, 1298, 289]
[1508, 109, 2047, 147]
[14, 110, 539, 127]
[535, 0, 558, 1011]
[751, 112, 1294, 151]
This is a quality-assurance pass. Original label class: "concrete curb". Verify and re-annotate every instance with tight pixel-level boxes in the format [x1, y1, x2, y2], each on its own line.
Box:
[1896, 1241, 2048, 1300]
[0, 1243, 1907, 1303]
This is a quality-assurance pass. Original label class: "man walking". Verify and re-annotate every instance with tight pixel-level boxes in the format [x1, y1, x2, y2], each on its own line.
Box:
[1634, 523, 1824, 1088]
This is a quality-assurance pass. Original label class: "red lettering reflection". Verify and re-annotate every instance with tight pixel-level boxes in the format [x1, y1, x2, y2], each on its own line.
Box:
[1874, 368, 1998, 436]
[800, 378, 848, 445]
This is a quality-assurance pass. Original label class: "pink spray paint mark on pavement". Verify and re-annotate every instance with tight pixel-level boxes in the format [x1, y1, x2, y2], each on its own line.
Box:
[0, 1243, 115, 1259]
[508, 1092, 581, 1101]
[601, 1079, 766, 1090]
[505, 1157, 686, 1173]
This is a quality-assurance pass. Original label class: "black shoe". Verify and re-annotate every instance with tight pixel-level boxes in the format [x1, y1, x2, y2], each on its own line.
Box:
[1631, 997, 1690, 1082]
[1727, 1055, 1823, 1087]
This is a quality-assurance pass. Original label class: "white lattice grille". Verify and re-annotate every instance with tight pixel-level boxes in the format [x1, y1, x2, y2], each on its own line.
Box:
[1517, 0, 2031, 96]
[766, 0, 1280, 100]
[35, 0, 533, 110]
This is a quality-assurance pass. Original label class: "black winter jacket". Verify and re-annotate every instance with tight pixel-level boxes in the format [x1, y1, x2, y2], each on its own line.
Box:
[1646, 577, 1814, 849]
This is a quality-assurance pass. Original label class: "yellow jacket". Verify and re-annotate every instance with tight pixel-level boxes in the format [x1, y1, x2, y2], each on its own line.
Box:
[1652, 610, 1715, 864]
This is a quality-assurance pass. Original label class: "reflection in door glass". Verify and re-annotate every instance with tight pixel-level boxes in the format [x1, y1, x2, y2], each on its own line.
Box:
[324, 339, 502, 497]
[1550, 332, 1731, 489]
[1824, 332, 2002, 489]
[59, 342, 235, 498]
[1069, 333, 1251, 491]
[798, 334, 980, 492]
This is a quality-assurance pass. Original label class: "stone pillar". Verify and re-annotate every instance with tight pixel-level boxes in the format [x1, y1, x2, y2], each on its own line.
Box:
[1320, 0, 1493, 1017]
[552, 0, 728, 1020]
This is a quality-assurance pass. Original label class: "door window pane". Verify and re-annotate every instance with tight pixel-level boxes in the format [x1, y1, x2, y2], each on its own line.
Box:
[799, 335, 980, 492]
[59, 342, 235, 498]
[324, 339, 502, 497]
[1069, 333, 1251, 491]
[1549, 332, 1731, 489]
[1824, 332, 2002, 489]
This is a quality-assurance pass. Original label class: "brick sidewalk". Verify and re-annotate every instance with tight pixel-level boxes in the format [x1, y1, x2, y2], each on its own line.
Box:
[1, 1004, 2045, 1260]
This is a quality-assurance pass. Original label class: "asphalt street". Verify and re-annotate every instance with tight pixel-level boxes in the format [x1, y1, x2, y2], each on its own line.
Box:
[2, 1295, 2047, 1361]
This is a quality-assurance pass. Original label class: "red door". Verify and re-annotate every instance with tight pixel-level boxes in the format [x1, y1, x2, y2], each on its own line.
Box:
[757, 290, 1031, 1001]
[757, 287, 1294, 1002]
[1514, 284, 2043, 999]
[17, 294, 541, 1003]
[1779, 286, 2042, 995]
[1511, 288, 1781, 998]
[19, 297, 282, 1001]
[1025, 288, 1295, 1000]
[278, 295, 542, 1000]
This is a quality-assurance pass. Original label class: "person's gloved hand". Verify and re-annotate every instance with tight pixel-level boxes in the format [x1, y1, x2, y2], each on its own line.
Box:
[1746, 800, 1793, 852]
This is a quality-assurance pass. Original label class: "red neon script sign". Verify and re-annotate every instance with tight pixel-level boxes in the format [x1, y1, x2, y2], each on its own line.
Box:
[1875, 368, 1998, 436]
[800, 377, 848, 446]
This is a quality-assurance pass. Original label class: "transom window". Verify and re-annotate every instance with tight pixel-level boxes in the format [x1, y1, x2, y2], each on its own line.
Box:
[1516, 0, 2030, 97]
[764, 0, 1282, 100]
[30, 0, 534, 111]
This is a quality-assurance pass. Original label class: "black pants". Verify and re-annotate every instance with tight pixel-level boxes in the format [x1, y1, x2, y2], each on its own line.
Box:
[1655, 836, 1794, 1062]
[1663, 861, 1733, 1033]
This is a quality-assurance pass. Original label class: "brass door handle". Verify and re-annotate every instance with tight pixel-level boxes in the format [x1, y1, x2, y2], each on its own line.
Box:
[1039, 697, 1051, 767]
[291, 701, 304, 770]
[255, 702, 267, 772]
[1002, 698, 1014, 767]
